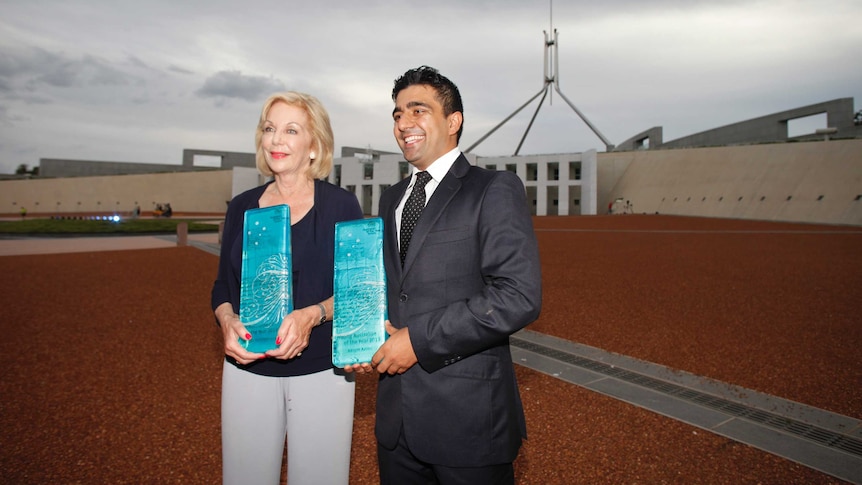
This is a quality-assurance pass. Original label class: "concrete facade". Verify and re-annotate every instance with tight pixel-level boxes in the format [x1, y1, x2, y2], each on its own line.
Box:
[612, 98, 861, 152]
[600, 139, 862, 226]
[660, 98, 860, 149]
[3, 140, 859, 225]
[328, 151, 598, 217]
[1, 170, 234, 216]
[38, 149, 255, 178]
[181, 149, 256, 170]
[3, 99, 860, 225]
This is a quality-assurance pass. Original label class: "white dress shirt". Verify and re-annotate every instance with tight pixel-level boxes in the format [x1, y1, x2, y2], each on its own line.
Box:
[395, 147, 461, 251]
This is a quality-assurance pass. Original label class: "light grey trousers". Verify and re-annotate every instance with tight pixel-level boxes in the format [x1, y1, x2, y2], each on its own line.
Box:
[221, 361, 355, 485]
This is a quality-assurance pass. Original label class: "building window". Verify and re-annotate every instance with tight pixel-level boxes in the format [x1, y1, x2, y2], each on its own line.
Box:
[363, 163, 374, 180]
[486, 164, 497, 170]
[399, 162, 410, 179]
[506, 163, 517, 173]
[569, 161, 581, 180]
[547, 162, 559, 181]
[573, 198, 580, 206]
[334, 165, 342, 187]
[526, 163, 537, 181]
[346, 185, 356, 195]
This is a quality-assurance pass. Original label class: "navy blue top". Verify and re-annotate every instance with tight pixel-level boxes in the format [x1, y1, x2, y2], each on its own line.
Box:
[211, 179, 363, 377]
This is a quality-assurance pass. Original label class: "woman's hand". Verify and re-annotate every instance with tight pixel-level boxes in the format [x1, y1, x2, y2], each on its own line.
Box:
[266, 305, 318, 360]
[215, 303, 264, 365]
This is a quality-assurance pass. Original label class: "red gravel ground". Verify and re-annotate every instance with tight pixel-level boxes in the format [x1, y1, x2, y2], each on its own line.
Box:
[1, 215, 859, 484]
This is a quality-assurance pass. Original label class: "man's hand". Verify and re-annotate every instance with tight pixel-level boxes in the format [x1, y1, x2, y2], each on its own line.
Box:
[343, 320, 418, 375]
[372, 321, 418, 375]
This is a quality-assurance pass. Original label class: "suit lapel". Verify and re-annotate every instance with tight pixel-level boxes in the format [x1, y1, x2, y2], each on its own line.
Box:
[384, 179, 409, 280]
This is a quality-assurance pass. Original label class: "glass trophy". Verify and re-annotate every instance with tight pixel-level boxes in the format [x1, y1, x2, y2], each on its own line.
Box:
[239, 205, 292, 353]
[332, 217, 387, 366]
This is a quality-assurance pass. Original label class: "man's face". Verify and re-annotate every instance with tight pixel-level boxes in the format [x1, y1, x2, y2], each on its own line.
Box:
[392, 84, 461, 171]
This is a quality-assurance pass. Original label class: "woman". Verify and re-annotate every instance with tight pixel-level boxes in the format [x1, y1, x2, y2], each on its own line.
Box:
[211, 91, 363, 484]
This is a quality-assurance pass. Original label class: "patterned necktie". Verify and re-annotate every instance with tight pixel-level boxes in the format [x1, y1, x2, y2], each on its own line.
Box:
[400, 171, 432, 266]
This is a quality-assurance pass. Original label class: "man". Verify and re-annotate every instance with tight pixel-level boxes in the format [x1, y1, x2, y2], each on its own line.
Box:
[349, 66, 542, 484]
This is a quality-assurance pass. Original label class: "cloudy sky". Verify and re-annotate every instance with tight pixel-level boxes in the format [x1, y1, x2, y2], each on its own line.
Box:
[1, 0, 860, 174]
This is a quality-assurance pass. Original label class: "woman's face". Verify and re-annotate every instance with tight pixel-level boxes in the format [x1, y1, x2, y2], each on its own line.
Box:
[261, 101, 316, 177]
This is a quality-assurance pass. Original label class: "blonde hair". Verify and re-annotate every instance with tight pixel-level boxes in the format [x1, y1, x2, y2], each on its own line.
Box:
[254, 91, 334, 179]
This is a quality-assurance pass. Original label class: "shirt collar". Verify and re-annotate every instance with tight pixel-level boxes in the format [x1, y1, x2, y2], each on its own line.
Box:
[412, 147, 460, 184]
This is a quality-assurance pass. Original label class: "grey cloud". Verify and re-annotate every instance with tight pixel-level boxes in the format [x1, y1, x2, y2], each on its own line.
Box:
[168, 64, 194, 75]
[127, 56, 150, 70]
[39, 55, 130, 87]
[196, 70, 286, 102]
[0, 46, 132, 89]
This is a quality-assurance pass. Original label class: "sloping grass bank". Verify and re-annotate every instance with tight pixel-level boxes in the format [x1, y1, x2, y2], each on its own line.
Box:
[0, 218, 220, 235]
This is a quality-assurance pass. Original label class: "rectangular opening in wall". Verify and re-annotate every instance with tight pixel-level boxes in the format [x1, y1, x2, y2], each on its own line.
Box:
[362, 185, 373, 214]
[569, 162, 581, 181]
[526, 186, 538, 216]
[193, 154, 222, 167]
[547, 162, 559, 181]
[546, 186, 559, 216]
[569, 185, 582, 215]
[788, 112, 827, 137]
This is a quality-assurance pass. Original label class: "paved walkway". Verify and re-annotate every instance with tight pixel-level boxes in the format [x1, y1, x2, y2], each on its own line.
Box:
[2, 233, 859, 483]
[0, 233, 220, 256]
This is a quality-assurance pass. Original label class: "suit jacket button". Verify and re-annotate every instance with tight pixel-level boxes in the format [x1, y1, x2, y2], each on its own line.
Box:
[399, 293, 408, 302]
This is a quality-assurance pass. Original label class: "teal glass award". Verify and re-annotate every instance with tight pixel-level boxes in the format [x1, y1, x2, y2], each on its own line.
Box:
[239, 205, 292, 353]
[332, 217, 387, 366]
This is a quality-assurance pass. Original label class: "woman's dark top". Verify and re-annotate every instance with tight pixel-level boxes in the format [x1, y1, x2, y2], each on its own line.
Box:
[211, 179, 363, 377]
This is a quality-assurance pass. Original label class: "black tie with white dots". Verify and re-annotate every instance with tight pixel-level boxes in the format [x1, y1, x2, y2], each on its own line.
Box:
[400, 171, 432, 266]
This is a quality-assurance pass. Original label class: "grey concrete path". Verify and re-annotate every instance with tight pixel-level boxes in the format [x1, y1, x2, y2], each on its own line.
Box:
[3, 234, 859, 483]
[0, 233, 220, 257]
[511, 330, 862, 484]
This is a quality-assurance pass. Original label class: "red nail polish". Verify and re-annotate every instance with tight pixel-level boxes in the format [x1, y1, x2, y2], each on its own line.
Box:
[245, 333, 252, 340]
[276, 336, 282, 345]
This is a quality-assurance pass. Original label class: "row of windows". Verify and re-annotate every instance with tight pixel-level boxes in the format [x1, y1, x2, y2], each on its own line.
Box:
[341, 161, 583, 182]
[483, 161, 582, 181]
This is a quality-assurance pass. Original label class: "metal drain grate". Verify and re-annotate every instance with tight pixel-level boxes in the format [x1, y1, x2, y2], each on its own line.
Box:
[510, 337, 862, 458]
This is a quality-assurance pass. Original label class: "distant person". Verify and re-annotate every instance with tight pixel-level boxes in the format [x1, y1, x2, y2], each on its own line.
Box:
[346, 66, 542, 484]
[20, 206, 27, 219]
[211, 91, 363, 484]
[162, 203, 172, 218]
[133, 204, 141, 219]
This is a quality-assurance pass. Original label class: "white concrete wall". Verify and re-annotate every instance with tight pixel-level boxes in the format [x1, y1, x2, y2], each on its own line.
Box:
[1, 170, 233, 216]
[4, 140, 858, 226]
[600, 139, 862, 226]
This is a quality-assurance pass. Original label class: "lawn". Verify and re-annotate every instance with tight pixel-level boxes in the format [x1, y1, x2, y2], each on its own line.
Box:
[0, 217, 220, 235]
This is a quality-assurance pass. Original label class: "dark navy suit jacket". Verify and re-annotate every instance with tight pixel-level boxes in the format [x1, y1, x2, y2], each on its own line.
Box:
[376, 154, 542, 467]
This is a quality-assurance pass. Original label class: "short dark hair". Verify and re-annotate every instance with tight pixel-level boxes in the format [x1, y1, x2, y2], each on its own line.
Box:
[392, 66, 464, 142]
